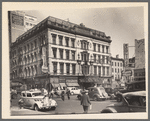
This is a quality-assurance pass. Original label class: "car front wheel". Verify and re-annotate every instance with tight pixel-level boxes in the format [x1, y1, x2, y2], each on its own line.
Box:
[51, 107, 56, 110]
[93, 96, 98, 101]
[34, 105, 39, 111]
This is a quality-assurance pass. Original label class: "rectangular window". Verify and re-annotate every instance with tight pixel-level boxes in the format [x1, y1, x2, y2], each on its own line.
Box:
[112, 62, 113, 66]
[106, 46, 109, 53]
[102, 45, 104, 53]
[98, 66, 101, 76]
[94, 66, 97, 75]
[66, 50, 69, 60]
[102, 55, 105, 63]
[52, 34, 56, 44]
[65, 37, 69, 47]
[66, 64, 70, 74]
[118, 69, 119, 73]
[72, 64, 76, 75]
[107, 67, 109, 76]
[98, 55, 101, 63]
[106, 56, 109, 64]
[112, 68, 114, 72]
[98, 44, 100, 52]
[59, 49, 63, 59]
[120, 63, 122, 67]
[72, 51, 75, 60]
[115, 68, 116, 73]
[53, 62, 57, 74]
[52, 48, 57, 58]
[71, 38, 75, 48]
[31, 43, 33, 51]
[118, 62, 119, 66]
[115, 62, 116, 66]
[27, 44, 29, 52]
[93, 43, 96, 51]
[94, 54, 96, 62]
[103, 67, 105, 76]
[60, 63, 64, 74]
[81, 42, 83, 49]
[59, 36, 63, 45]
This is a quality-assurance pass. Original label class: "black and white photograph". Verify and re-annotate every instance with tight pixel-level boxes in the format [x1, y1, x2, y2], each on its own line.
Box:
[2, 2, 148, 119]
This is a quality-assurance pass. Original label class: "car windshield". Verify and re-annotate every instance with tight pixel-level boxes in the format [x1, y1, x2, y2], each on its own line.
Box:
[125, 96, 146, 106]
[32, 92, 42, 96]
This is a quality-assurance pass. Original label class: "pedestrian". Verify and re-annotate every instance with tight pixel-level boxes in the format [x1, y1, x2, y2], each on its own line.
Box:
[80, 90, 91, 114]
[61, 91, 65, 101]
[66, 88, 71, 100]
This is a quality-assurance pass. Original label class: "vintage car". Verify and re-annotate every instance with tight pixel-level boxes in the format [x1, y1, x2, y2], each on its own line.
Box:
[19, 89, 57, 111]
[101, 91, 146, 113]
[116, 81, 145, 102]
[77, 87, 109, 101]
[67, 87, 81, 95]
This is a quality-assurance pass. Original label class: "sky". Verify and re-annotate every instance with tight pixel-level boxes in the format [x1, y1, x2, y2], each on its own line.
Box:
[23, 6, 144, 59]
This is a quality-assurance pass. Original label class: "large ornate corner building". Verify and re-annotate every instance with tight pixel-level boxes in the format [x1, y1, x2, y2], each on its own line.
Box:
[10, 16, 112, 90]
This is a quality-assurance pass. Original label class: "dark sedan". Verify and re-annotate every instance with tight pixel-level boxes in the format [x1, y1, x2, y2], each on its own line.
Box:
[101, 91, 146, 113]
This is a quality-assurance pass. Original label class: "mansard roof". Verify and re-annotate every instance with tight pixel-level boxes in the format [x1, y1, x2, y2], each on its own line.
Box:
[12, 16, 112, 48]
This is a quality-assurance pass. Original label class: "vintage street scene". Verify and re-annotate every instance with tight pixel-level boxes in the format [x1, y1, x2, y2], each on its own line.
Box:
[5, 3, 147, 118]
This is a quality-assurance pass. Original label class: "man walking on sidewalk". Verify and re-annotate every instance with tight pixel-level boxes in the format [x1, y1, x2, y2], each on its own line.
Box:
[80, 91, 91, 114]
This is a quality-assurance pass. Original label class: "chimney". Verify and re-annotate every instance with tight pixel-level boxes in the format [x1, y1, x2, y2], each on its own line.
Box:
[116, 54, 119, 58]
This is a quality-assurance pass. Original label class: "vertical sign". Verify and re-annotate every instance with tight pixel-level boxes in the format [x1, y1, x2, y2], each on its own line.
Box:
[42, 47, 48, 73]
[123, 44, 129, 67]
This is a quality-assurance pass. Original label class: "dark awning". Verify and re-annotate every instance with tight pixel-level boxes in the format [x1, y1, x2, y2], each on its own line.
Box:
[80, 76, 98, 83]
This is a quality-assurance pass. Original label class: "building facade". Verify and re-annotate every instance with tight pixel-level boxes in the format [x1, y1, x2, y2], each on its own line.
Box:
[10, 16, 112, 90]
[111, 55, 124, 88]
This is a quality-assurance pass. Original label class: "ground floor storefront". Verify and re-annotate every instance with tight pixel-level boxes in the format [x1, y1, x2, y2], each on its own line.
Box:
[11, 75, 112, 92]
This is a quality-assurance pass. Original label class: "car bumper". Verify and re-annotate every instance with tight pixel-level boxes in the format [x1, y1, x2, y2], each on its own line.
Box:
[39, 105, 57, 109]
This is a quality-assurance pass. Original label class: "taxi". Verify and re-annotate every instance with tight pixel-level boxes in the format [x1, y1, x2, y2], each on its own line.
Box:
[101, 91, 146, 113]
[19, 89, 57, 111]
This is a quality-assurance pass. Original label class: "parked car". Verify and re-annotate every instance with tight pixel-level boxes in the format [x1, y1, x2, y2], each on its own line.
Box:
[67, 87, 81, 95]
[116, 81, 145, 102]
[101, 91, 146, 113]
[19, 89, 57, 111]
[77, 87, 109, 101]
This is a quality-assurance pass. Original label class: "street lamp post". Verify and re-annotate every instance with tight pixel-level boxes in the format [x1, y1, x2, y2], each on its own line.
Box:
[89, 55, 94, 75]
[77, 54, 81, 76]
[77, 53, 82, 88]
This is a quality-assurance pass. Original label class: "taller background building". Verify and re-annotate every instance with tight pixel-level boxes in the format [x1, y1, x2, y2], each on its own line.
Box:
[8, 11, 37, 44]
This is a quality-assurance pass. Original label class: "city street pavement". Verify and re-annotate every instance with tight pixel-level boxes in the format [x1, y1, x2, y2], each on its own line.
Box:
[11, 95, 118, 116]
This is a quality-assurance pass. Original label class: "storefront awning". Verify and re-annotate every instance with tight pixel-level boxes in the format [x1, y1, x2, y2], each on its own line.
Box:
[80, 76, 98, 83]
[66, 83, 79, 87]
[59, 83, 66, 87]
[51, 83, 60, 88]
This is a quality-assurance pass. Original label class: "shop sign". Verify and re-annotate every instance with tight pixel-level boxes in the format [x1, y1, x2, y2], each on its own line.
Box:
[122, 70, 132, 76]
[66, 80, 78, 83]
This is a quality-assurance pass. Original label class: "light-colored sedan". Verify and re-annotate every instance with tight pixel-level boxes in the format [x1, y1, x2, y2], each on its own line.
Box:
[19, 89, 57, 111]
[67, 87, 81, 95]
[101, 91, 146, 113]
